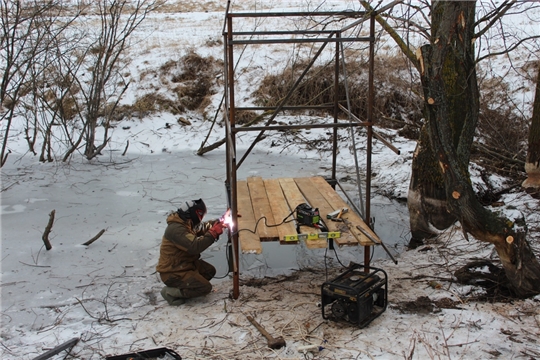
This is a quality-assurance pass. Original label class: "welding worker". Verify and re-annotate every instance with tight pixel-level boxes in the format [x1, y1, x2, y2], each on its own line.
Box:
[156, 199, 227, 306]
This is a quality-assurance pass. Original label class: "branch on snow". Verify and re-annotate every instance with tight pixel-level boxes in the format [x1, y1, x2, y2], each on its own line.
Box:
[42, 210, 55, 250]
[82, 229, 106, 246]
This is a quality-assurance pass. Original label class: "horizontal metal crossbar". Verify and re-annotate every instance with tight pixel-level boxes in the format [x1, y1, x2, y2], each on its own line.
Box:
[227, 11, 367, 18]
[232, 122, 371, 133]
[236, 106, 334, 111]
[232, 30, 336, 36]
[230, 37, 373, 45]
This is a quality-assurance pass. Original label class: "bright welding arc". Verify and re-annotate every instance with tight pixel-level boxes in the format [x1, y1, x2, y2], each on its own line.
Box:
[221, 209, 234, 232]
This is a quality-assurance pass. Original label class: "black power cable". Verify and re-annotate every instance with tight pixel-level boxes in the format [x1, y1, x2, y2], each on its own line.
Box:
[216, 204, 352, 279]
[214, 208, 298, 279]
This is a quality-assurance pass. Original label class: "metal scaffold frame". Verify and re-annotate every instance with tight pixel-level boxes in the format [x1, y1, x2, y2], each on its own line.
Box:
[222, 3, 397, 299]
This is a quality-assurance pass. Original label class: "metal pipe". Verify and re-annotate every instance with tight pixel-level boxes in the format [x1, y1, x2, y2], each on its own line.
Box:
[221, 0, 230, 36]
[338, 104, 401, 155]
[223, 25, 235, 279]
[232, 122, 370, 133]
[335, 180, 364, 219]
[226, 14, 240, 300]
[232, 30, 336, 36]
[355, 225, 398, 264]
[236, 105, 334, 111]
[223, 32, 231, 184]
[364, 14, 376, 270]
[230, 36, 372, 45]
[339, 42, 365, 219]
[332, 32, 340, 186]
[228, 10, 367, 18]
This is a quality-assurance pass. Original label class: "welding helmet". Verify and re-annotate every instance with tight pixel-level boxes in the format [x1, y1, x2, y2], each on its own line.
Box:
[178, 199, 207, 226]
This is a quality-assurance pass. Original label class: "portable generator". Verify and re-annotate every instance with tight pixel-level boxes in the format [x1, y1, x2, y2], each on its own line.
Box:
[321, 263, 387, 328]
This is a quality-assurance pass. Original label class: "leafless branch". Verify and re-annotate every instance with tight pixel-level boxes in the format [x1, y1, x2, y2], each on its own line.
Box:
[359, 1, 420, 71]
[477, 34, 540, 63]
[122, 140, 129, 156]
[82, 229, 106, 246]
[18, 261, 50, 268]
[42, 210, 55, 250]
[474, 0, 516, 39]
[1, 181, 18, 192]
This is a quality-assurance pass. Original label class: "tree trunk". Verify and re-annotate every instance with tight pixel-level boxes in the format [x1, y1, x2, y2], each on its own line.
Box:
[522, 64, 540, 195]
[418, 1, 540, 298]
[408, 1, 478, 244]
[408, 127, 456, 246]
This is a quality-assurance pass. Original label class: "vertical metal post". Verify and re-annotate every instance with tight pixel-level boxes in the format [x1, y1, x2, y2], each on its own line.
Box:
[223, 22, 230, 185]
[339, 43, 365, 219]
[226, 15, 240, 300]
[332, 32, 340, 186]
[364, 14, 376, 270]
[223, 21, 233, 275]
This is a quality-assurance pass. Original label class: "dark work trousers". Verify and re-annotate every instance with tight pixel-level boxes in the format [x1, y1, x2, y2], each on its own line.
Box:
[162, 259, 216, 299]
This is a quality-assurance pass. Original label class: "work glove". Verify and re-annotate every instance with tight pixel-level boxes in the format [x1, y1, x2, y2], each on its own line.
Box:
[208, 220, 225, 241]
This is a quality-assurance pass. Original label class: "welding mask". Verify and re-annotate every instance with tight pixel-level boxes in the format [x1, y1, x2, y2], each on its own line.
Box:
[178, 199, 207, 226]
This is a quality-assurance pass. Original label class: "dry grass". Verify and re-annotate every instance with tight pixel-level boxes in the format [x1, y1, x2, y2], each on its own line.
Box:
[115, 50, 222, 120]
[472, 76, 529, 181]
[111, 93, 181, 121]
[478, 78, 529, 154]
[252, 53, 424, 137]
[234, 110, 259, 125]
[155, 0, 226, 13]
[168, 51, 222, 111]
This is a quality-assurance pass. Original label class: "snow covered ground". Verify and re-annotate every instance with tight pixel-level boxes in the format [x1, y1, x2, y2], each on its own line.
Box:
[1, 1, 540, 359]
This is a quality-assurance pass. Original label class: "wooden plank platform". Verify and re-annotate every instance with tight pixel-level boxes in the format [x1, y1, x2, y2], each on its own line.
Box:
[236, 176, 379, 254]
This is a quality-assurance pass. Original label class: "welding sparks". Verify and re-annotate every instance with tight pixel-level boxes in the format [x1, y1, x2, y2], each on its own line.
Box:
[221, 209, 234, 231]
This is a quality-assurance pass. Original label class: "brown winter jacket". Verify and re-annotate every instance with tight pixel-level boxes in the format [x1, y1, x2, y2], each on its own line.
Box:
[156, 212, 215, 276]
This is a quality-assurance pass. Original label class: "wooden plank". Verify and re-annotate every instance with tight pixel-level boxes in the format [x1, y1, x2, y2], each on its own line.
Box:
[247, 176, 279, 241]
[278, 178, 325, 249]
[263, 179, 297, 244]
[311, 176, 378, 246]
[305, 241, 329, 249]
[279, 178, 306, 209]
[294, 177, 359, 246]
[278, 177, 304, 245]
[236, 181, 262, 254]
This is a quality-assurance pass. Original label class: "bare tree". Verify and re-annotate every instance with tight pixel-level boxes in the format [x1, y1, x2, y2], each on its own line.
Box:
[1, 1, 54, 166]
[1, 0, 162, 165]
[1, 0, 84, 165]
[362, 0, 540, 297]
[62, 0, 162, 161]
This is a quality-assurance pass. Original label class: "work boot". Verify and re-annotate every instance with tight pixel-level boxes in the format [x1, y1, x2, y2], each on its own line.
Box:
[160, 286, 186, 306]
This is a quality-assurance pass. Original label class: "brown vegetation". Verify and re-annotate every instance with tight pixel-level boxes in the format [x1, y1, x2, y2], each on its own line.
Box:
[155, 1, 226, 13]
[252, 53, 530, 183]
[114, 50, 222, 120]
[474, 77, 529, 181]
[252, 55, 424, 133]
